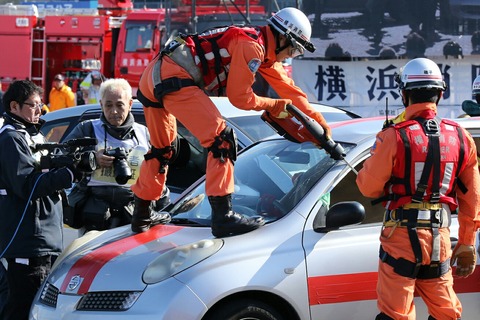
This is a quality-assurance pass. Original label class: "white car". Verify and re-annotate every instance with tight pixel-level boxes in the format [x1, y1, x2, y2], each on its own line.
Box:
[30, 115, 479, 320]
[40, 97, 360, 196]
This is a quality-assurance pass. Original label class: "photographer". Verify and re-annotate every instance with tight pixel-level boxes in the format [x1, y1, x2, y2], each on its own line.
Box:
[0, 80, 80, 320]
[65, 78, 155, 234]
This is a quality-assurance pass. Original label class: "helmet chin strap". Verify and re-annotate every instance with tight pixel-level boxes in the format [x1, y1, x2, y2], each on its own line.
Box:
[402, 90, 409, 108]
[275, 33, 291, 55]
[435, 92, 442, 105]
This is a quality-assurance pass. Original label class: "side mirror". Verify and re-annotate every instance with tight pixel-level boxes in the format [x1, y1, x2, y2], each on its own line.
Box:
[314, 201, 365, 233]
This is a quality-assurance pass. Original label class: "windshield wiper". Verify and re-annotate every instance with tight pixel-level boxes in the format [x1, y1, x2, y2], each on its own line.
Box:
[170, 217, 210, 226]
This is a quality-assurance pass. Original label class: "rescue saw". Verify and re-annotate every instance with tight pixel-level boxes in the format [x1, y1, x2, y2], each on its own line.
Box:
[261, 104, 358, 174]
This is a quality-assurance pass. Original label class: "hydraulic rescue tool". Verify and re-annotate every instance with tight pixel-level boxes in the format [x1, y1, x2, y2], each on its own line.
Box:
[261, 104, 358, 174]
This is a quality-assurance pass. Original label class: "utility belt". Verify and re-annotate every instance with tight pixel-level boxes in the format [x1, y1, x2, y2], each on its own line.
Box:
[379, 246, 450, 279]
[383, 202, 451, 229]
[381, 202, 451, 279]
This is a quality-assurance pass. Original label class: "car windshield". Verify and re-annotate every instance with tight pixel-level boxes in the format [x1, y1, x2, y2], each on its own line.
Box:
[169, 139, 355, 224]
[227, 115, 277, 141]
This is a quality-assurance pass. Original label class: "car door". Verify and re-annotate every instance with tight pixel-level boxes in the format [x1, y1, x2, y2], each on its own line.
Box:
[301, 152, 381, 319]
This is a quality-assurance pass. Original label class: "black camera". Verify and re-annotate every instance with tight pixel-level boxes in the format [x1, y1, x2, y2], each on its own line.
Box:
[104, 147, 132, 185]
[32, 138, 98, 175]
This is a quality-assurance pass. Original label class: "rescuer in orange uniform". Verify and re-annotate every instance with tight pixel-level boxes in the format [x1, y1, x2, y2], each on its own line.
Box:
[131, 7, 331, 237]
[356, 58, 480, 320]
[48, 74, 76, 111]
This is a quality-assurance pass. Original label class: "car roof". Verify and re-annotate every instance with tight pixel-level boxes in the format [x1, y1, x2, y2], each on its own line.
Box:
[328, 115, 480, 148]
[41, 97, 360, 122]
[329, 116, 386, 145]
[41, 102, 143, 121]
[208, 96, 360, 118]
[449, 115, 480, 131]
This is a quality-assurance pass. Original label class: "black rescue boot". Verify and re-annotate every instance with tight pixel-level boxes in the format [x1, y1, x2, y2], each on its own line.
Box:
[131, 194, 171, 233]
[209, 194, 265, 238]
[153, 186, 171, 212]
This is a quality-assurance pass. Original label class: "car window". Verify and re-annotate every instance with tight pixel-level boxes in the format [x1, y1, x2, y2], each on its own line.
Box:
[329, 159, 386, 224]
[42, 119, 72, 143]
[41, 110, 146, 143]
[227, 115, 276, 141]
[169, 140, 355, 223]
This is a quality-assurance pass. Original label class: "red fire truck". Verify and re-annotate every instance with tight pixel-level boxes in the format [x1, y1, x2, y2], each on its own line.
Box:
[0, 0, 268, 102]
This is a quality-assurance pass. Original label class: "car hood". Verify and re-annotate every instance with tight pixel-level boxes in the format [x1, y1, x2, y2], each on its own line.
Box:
[51, 224, 214, 294]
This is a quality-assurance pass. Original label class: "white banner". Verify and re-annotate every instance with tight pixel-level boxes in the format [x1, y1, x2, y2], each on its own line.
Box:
[292, 56, 480, 118]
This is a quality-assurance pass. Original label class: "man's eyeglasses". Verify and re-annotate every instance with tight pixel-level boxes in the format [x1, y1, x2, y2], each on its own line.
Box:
[23, 101, 43, 109]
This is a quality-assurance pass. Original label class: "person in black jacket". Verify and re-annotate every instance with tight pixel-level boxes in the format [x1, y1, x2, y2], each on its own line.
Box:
[0, 81, 4, 118]
[0, 80, 81, 320]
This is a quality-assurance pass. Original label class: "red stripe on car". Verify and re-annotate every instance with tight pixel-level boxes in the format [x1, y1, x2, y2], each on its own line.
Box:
[329, 116, 386, 129]
[308, 267, 480, 305]
[60, 225, 183, 294]
[308, 272, 377, 305]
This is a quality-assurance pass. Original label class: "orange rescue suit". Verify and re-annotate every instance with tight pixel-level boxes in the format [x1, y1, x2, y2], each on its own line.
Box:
[132, 25, 330, 200]
[356, 103, 480, 320]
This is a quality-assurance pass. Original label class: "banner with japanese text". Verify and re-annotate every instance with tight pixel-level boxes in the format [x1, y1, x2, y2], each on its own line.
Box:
[292, 56, 480, 119]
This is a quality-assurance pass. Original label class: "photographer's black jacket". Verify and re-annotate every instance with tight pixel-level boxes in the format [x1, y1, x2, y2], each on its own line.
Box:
[0, 113, 73, 258]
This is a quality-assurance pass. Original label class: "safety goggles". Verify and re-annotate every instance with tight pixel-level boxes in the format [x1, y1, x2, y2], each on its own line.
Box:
[289, 38, 305, 58]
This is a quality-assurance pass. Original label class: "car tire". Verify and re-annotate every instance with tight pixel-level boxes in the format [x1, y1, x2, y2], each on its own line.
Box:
[206, 299, 285, 320]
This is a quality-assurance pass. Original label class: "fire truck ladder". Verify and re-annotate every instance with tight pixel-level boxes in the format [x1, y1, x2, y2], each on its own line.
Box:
[31, 24, 45, 88]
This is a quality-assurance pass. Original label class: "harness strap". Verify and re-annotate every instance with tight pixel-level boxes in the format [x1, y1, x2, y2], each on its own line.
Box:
[412, 119, 440, 203]
[431, 224, 441, 263]
[156, 77, 196, 98]
[148, 55, 197, 107]
[399, 128, 412, 193]
[379, 246, 450, 279]
[384, 205, 451, 229]
[430, 134, 441, 202]
[136, 87, 163, 108]
[406, 212, 423, 278]
[208, 38, 225, 96]
[208, 127, 237, 164]
[144, 145, 176, 174]
[192, 34, 209, 75]
[153, 53, 162, 90]
[454, 126, 468, 194]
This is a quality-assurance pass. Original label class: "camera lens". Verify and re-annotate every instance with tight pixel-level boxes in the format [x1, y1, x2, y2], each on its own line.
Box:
[77, 152, 97, 172]
[113, 158, 132, 185]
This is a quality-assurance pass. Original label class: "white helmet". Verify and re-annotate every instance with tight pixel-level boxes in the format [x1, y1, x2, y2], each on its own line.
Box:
[472, 74, 480, 96]
[267, 7, 316, 53]
[395, 58, 446, 91]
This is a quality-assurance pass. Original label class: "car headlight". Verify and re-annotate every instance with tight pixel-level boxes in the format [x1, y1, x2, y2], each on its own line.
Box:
[143, 239, 223, 284]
